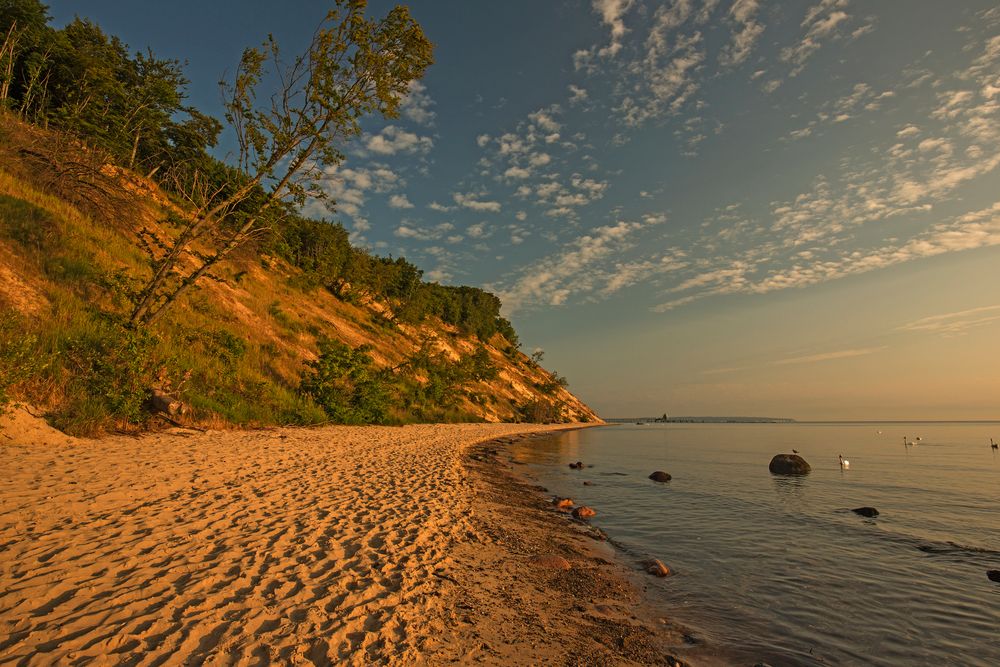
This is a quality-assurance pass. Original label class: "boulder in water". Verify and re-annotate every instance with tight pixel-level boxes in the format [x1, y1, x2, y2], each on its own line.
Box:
[852, 506, 879, 518]
[572, 506, 596, 520]
[552, 497, 574, 509]
[644, 558, 672, 577]
[568, 461, 584, 469]
[988, 570, 1000, 583]
[649, 471, 672, 483]
[768, 454, 811, 475]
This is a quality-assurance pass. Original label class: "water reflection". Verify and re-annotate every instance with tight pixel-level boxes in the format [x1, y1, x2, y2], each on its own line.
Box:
[511, 429, 582, 465]
[771, 474, 808, 504]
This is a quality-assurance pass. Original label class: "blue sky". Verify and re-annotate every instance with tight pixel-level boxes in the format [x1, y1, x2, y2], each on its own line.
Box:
[51, 1, 1000, 419]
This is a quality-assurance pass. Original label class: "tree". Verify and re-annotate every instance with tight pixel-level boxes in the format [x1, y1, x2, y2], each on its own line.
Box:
[129, 0, 433, 326]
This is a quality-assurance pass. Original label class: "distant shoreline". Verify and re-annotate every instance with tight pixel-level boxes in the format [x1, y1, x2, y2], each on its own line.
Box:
[606, 418, 1000, 424]
[606, 416, 795, 423]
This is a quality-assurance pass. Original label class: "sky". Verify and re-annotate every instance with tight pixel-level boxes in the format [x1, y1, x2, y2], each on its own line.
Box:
[49, 1, 1000, 420]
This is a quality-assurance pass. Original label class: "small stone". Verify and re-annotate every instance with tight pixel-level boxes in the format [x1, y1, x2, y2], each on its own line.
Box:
[988, 570, 1000, 582]
[553, 497, 574, 509]
[572, 506, 596, 520]
[583, 481, 594, 486]
[530, 554, 571, 571]
[644, 559, 671, 577]
[852, 506, 879, 518]
[649, 471, 672, 482]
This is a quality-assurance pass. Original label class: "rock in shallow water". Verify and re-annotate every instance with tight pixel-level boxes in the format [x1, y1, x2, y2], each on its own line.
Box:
[552, 497, 574, 509]
[852, 506, 879, 517]
[572, 506, 597, 520]
[644, 558, 672, 577]
[988, 570, 1000, 582]
[768, 453, 811, 475]
[649, 471, 672, 482]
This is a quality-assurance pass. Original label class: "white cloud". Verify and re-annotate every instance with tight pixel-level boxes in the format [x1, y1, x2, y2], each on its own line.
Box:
[388, 194, 414, 209]
[616, 23, 704, 126]
[528, 152, 552, 168]
[780, 0, 853, 76]
[900, 305, 1000, 337]
[497, 215, 666, 313]
[503, 166, 532, 180]
[399, 80, 436, 125]
[365, 125, 434, 155]
[453, 192, 502, 213]
[466, 222, 490, 239]
[529, 108, 561, 133]
[585, 0, 635, 62]
[568, 84, 589, 105]
[774, 346, 885, 366]
[719, 0, 764, 68]
[428, 201, 454, 212]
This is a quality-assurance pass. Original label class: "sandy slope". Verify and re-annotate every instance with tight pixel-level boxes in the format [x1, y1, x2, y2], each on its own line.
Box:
[0, 411, 575, 665]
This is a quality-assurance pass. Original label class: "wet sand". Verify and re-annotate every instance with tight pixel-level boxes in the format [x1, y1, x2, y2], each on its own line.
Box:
[0, 410, 700, 665]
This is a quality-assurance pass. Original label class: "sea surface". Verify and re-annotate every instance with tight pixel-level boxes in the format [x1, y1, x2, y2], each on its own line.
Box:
[510, 422, 1000, 665]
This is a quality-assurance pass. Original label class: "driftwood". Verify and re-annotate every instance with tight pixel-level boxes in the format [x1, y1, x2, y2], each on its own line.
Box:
[149, 388, 188, 417]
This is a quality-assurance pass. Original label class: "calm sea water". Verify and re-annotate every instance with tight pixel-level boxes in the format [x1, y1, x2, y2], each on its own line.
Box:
[510, 423, 1000, 665]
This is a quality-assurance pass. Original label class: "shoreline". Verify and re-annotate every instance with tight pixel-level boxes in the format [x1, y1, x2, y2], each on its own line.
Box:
[446, 429, 750, 666]
[0, 411, 729, 664]
[435, 429, 701, 665]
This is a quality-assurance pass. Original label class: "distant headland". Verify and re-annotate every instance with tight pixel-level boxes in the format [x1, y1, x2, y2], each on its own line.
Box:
[606, 416, 797, 424]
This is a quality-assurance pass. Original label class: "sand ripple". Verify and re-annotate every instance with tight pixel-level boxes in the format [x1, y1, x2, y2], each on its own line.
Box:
[0, 421, 568, 665]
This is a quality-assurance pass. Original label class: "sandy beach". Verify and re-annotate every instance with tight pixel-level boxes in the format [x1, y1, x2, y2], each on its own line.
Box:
[0, 410, 694, 665]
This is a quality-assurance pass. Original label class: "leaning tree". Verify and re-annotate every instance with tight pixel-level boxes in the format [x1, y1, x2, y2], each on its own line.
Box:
[129, 0, 433, 326]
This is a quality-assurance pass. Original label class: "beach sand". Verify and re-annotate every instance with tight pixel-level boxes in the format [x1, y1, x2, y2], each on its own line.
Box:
[0, 409, 696, 665]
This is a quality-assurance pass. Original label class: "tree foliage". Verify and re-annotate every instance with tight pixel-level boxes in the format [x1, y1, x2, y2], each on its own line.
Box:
[300, 339, 390, 424]
[129, 0, 433, 325]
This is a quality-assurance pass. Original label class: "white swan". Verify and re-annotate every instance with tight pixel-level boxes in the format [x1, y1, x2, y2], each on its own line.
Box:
[839, 454, 850, 469]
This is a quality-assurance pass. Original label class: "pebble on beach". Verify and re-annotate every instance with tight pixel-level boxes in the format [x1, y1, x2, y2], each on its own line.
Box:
[530, 554, 572, 571]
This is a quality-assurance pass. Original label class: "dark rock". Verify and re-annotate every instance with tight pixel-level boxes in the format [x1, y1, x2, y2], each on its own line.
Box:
[988, 570, 1000, 582]
[768, 454, 811, 475]
[583, 481, 594, 486]
[648, 471, 672, 482]
[568, 461, 584, 469]
[572, 506, 597, 520]
[852, 506, 879, 518]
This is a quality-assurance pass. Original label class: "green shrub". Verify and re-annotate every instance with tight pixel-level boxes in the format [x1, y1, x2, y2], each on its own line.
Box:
[0, 310, 45, 414]
[300, 339, 390, 424]
[54, 316, 157, 431]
